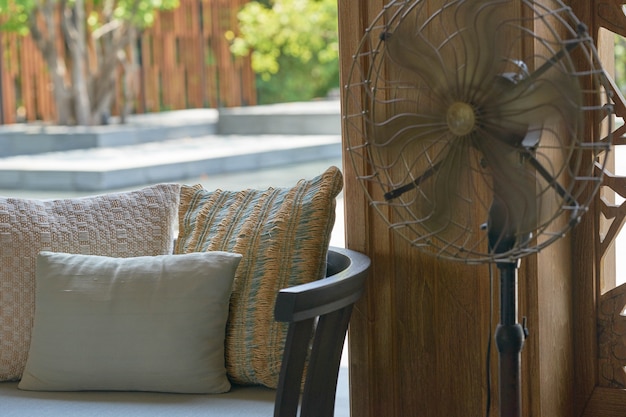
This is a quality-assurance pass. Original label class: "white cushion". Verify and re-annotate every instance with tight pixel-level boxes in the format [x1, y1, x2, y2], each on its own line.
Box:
[18, 251, 242, 394]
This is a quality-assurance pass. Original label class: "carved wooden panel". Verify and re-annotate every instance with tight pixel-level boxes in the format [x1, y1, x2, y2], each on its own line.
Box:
[592, 0, 626, 391]
[599, 284, 626, 388]
[596, 1, 626, 38]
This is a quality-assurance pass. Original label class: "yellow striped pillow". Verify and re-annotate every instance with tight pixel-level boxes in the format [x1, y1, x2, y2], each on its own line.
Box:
[175, 166, 342, 388]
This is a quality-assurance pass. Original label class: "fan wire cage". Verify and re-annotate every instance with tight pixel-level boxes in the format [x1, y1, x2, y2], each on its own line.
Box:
[343, 0, 613, 265]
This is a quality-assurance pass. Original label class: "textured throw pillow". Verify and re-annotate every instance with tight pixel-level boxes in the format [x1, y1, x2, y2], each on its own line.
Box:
[19, 251, 242, 394]
[0, 183, 180, 381]
[175, 166, 343, 388]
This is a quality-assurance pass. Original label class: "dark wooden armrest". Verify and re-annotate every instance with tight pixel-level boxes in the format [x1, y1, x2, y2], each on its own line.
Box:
[274, 246, 370, 323]
[273, 246, 371, 417]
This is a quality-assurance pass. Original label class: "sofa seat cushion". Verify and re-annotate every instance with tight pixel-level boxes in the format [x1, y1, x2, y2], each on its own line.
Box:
[0, 382, 275, 417]
[0, 367, 350, 417]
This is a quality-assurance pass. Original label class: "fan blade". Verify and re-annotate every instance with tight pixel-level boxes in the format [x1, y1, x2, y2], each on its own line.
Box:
[369, 107, 446, 146]
[384, 8, 449, 95]
[385, 0, 509, 100]
[455, 0, 509, 99]
[475, 135, 537, 252]
[385, 160, 441, 201]
[415, 137, 471, 237]
[484, 66, 583, 146]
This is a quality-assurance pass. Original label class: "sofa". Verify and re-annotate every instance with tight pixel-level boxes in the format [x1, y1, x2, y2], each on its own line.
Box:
[0, 166, 370, 416]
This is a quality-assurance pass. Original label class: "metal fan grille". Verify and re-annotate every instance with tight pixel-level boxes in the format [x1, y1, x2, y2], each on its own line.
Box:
[343, 0, 612, 263]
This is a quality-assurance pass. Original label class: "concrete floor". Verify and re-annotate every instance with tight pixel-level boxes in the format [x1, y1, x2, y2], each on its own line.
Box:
[0, 157, 345, 248]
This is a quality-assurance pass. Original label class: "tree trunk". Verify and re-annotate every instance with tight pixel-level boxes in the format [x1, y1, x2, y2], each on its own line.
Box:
[29, 1, 73, 125]
[120, 27, 140, 123]
[28, 0, 146, 125]
[61, 0, 91, 125]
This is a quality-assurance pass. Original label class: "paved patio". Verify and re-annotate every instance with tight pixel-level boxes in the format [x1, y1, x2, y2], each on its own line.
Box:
[0, 100, 341, 192]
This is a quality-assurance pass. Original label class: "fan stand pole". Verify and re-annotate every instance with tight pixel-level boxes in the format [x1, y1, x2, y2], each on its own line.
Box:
[495, 260, 526, 417]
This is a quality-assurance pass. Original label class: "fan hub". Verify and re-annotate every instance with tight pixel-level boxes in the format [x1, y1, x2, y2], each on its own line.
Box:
[446, 101, 476, 136]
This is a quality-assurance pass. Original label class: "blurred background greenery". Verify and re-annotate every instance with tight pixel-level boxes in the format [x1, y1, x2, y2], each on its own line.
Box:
[615, 35, 626, 98]
[229, 0, 339, 104]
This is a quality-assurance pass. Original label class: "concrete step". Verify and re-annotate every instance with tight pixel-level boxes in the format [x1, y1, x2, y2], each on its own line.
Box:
[0, 109, 219, 158]
[0, 100, 342, 158]
[0, 134, 341, 192]
[217, 100, 340, 135]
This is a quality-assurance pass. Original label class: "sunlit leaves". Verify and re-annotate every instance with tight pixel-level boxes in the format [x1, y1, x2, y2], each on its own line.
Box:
[231, 0, 339, 103]
[616, 35, 626, 96]
[0, 0, 179, 36]
[0, 0, 36, 35]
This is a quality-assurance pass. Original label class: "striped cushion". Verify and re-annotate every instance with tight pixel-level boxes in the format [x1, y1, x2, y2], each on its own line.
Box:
[0, 184, 181, 382]
[175, 166, 343, 388]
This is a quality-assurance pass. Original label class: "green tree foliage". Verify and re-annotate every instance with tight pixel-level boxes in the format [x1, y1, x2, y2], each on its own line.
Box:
[229, 0, 339, 104]
[616, 35, 626, 96]
[0, 0, 178, 125]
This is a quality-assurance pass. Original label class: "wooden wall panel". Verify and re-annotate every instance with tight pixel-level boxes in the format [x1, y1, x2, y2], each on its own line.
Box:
[567, 2, 601, 404]
[339, 1, 394, 415]
[339, 1, 502, 415]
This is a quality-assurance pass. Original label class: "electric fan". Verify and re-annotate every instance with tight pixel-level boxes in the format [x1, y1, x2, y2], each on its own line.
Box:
[342, 0, 613, 416]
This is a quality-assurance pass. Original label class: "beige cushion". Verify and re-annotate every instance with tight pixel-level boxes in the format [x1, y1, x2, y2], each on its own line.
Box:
[175, 166, 343, 388]
[0, 184, 180, 381]
[19, 251, 242, 394]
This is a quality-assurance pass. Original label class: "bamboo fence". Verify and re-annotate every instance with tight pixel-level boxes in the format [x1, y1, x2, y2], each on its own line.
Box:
[0, 0, 256, 124]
